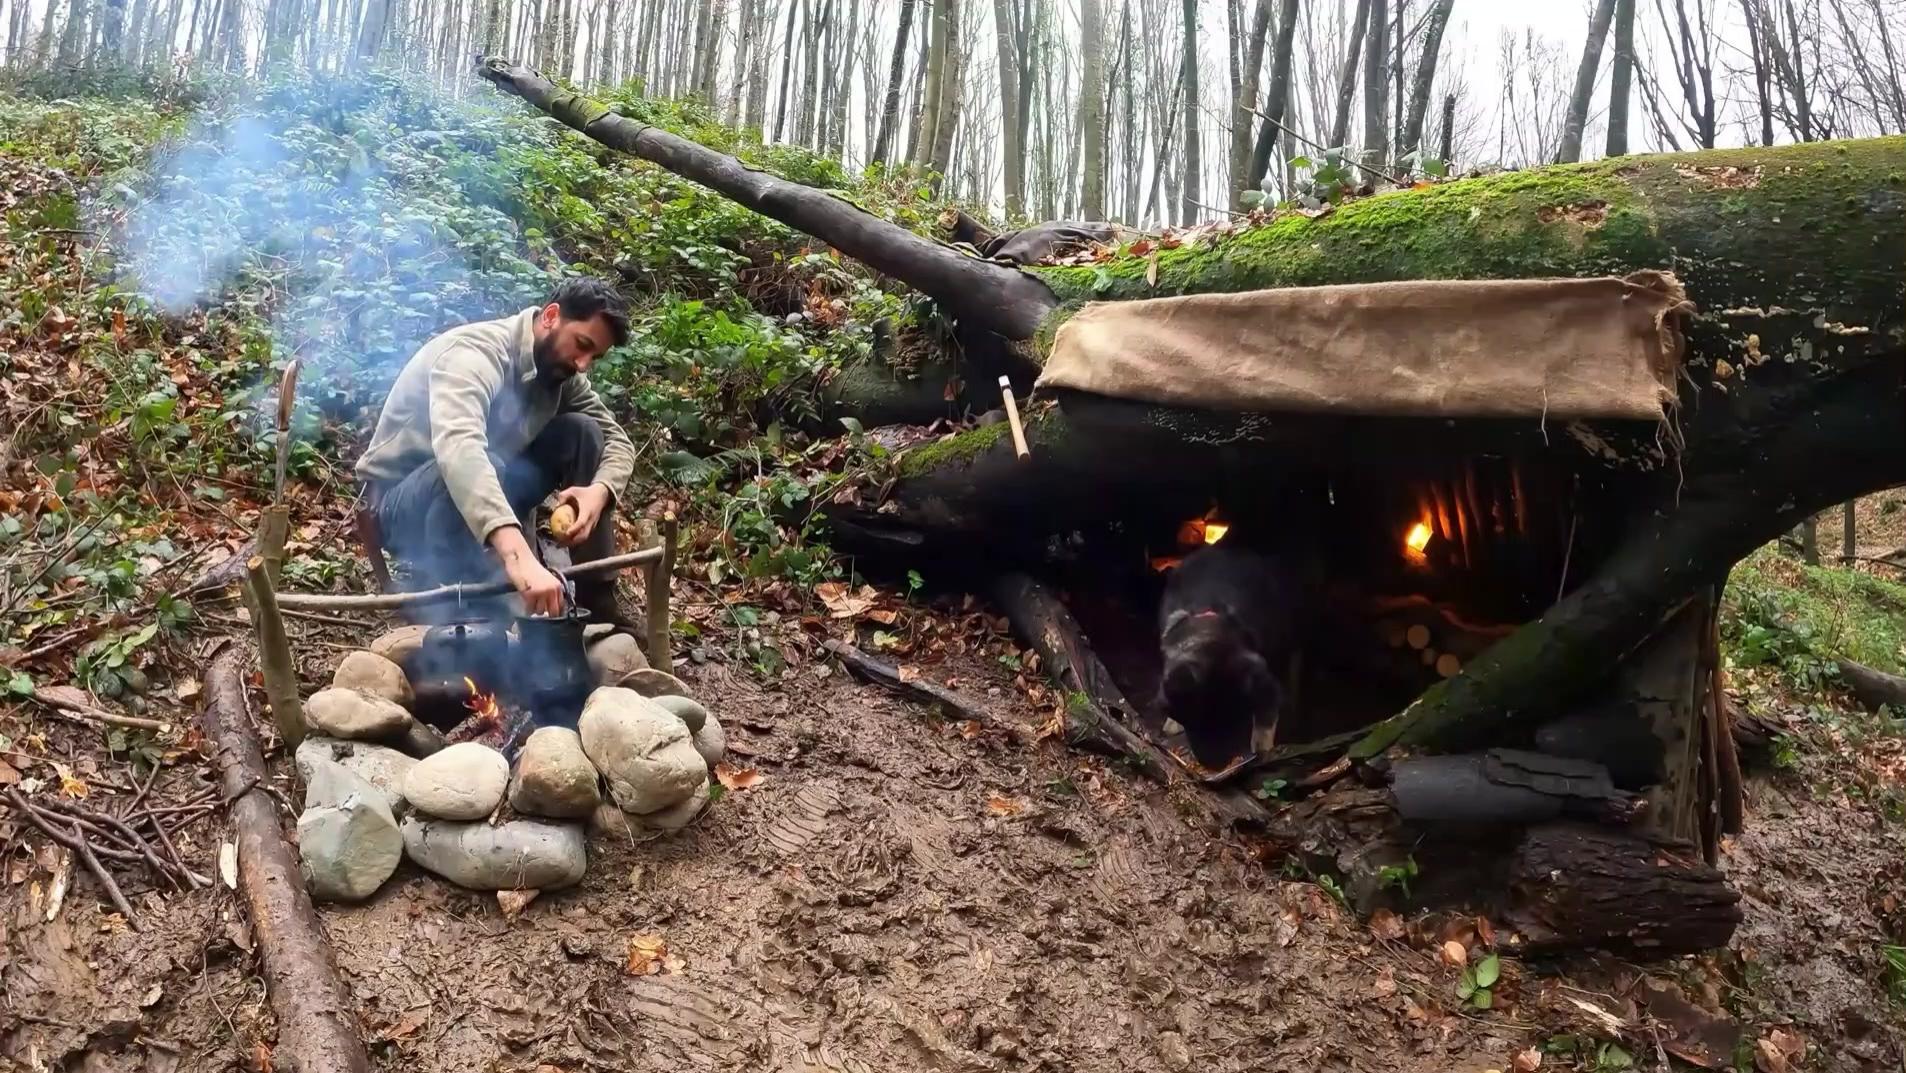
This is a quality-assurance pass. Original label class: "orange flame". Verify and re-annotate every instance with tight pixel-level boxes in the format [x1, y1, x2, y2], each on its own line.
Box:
[1203, 522, 1229, 545]
[463, 675, 499, 720]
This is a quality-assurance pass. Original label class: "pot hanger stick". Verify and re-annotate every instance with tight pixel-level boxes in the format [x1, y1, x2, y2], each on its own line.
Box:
[272, 546, 665, 612]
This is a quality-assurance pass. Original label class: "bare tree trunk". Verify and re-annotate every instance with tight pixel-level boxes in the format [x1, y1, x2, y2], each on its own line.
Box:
[1015, 0, 1035, 186]
[1179, 0, 1199, 224]
[1558, 0, 1619, 162]
[798, 0, 826, 146]
[1331, 0, 1371, 148]
[1244, 0, 1298, 192]
[1606, 0, 1637, 153]
[1868, 0, 1906, 132]
[1401, 0, 1454, 156]
[1392, 0, 1405, 156]
[1797, 516, 1821, 565]
[690, 0, 716, 98]
[772, 0, 801, 140]
[1078, 0, 1106, 217]
[993, 0, 1025, 216]
[1842, 500, 1858, 562]
[1120, 0, 1139, 217]
[726, 0, 754, 122]
[916, 0, 948, 162]
[1438, 92, 1455, 161]
[1229, 0, 1272, 208]
[927, 0, 962, 179]
[826, 0, 855, 157]
[871, 0, 915, 165]
[744, 0, 771, 127]
[1362, 0, 1389, 168]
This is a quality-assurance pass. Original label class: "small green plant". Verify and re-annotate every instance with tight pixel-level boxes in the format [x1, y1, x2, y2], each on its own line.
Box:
[1378, 857, 1419, 898]
[1544, 1033, 1634, 1070]
[1252, 777, 1290, 801]
[1455, 953, 1501, 1009]
[1882, 943, 1906, 1004]
[905, 569, 925, 601]
[1316, 873, 1348, 906]
[5, 671, 33, 697]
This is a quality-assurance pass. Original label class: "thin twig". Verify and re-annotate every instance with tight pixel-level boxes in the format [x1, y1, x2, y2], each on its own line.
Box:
[27, 692, 173, 732]
[1247, 105, 1414, 187]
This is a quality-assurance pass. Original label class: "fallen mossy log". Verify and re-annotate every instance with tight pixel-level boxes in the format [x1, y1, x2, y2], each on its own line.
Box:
[201, 640, 372, 1073]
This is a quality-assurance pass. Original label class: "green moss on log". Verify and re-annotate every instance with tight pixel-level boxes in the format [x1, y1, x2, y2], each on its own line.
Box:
[1030, 138, 1906, 361]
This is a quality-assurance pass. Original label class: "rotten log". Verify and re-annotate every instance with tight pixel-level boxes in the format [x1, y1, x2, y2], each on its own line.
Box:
[201, 641, 373, 1073]
[1837, 658, 1906, 712]
[1504, 822, 1743, 955]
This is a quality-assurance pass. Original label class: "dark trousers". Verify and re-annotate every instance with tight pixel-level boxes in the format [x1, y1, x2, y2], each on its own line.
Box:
[371, 413, 614, 620]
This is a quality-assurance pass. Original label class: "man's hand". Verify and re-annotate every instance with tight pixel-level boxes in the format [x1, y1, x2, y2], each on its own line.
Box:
[553, 484, 612, 548]
[489, 526, 564, 616]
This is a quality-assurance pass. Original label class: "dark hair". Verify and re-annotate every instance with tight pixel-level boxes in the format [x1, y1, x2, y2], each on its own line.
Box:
[548, 277, 631, 346]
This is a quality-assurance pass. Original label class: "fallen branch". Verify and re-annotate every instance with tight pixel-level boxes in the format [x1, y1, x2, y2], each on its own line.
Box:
[5, 787, 141, 927]
[28, 688, 173, 732]
[273, 546, 662, 612]
[1837, 658, 1906, 712]
[201, 640, 373, 1073]
[822, 639, 1024, 740]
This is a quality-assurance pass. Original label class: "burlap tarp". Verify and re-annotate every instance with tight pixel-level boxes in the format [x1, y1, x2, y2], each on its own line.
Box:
[1038, 271, 1694, 422]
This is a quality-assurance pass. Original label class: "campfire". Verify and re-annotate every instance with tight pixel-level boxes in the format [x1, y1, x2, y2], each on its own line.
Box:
[446, 675, 529, 754]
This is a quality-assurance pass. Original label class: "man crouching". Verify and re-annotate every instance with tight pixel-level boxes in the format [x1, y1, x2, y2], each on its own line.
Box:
[355, 277, 638, 624]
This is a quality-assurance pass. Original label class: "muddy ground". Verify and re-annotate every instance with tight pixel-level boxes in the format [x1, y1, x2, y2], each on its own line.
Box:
[5, 625, 1906, 1073]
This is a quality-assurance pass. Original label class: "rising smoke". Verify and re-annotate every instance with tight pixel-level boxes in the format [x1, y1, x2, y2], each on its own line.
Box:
[110, 76, 551, 421]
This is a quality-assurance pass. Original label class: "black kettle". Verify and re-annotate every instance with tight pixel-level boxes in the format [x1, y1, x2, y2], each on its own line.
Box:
[510, 609, 594, 728]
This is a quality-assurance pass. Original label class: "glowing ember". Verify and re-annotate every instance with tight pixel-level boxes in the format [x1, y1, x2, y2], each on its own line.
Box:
[1203, 522, 1229, 545]
[1404, 521, 1434, 557]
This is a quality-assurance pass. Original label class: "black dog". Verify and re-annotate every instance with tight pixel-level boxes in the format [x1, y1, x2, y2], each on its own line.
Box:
[1157, 543, 1303, 769]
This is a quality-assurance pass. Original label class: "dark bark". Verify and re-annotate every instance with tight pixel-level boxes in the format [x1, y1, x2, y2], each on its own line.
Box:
[478, 58, 1060, 340]
[201, 642, 374, 1073]
[1401, 0, 1454, 157]
[1559, 0, 1619, 163]
[870, 0, 915, 167]
[1505, 823, 1742, 954]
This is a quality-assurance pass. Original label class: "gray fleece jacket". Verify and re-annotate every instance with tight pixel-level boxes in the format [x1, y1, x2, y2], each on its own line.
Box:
[355, 308, 637, 543]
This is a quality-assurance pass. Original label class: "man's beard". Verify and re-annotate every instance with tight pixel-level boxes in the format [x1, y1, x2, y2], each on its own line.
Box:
[532, 335, 576, 384]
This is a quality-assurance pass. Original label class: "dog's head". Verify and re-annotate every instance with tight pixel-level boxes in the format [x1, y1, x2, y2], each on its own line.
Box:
[1159, 610, 1281, 768]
